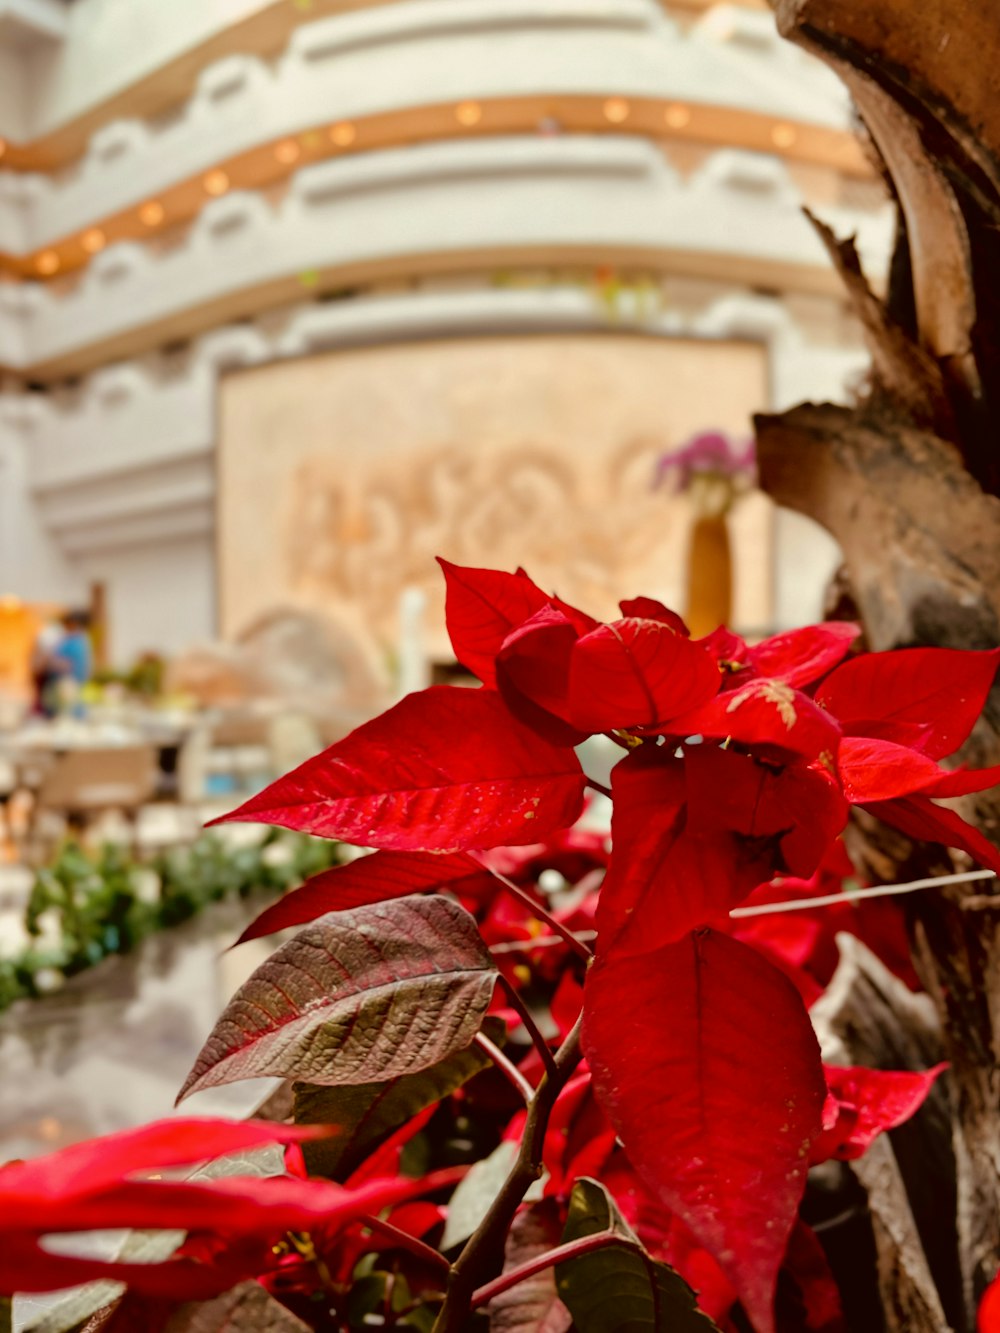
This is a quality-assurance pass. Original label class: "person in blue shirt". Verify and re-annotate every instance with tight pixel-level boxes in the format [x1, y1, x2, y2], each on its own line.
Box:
[56, 610, 93, 687]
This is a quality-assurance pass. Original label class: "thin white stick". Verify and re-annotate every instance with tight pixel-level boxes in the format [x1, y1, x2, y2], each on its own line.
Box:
[729, 868, 996, 918]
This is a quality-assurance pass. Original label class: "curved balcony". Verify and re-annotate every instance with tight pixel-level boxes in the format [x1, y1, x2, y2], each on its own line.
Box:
[0, 135, 891, 379]
[0, 0, 858, 269]
[0, 0, 777, 168]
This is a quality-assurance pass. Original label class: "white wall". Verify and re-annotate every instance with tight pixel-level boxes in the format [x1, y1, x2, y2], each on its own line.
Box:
[0, 398, 82, 603]
[80, 533, 216, 663]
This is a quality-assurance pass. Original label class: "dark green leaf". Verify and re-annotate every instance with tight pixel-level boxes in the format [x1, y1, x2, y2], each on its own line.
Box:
[178, 895, 497, 1101]
[489, 1199, 572, 1333]
[294, 1018, 504, 1180]
[556, 1179, 719, 1333]
[1, 1296, 11, 1333]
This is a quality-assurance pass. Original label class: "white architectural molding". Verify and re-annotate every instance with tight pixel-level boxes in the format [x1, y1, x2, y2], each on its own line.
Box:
[0, 0, 853, 253]
[0, 137, 892, 375]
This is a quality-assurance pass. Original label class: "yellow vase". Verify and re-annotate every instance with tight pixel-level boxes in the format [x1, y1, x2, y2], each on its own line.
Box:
[686, 514, 733, 638]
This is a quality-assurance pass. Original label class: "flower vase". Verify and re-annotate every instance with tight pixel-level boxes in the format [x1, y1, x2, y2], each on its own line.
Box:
[686, 512, 732, 638]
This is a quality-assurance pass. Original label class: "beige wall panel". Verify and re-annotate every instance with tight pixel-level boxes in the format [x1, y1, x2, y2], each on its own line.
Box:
[217, 334, 770, 663]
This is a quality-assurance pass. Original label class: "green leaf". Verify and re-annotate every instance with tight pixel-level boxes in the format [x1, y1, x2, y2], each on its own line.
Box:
[178, 895, 497, 1102]
[442, 1141, 547, 1252]
[294, 1018, 504, 1180]
[1, 1297, 11, 1333]
[556, 1179, 719, 1333]
[489, 1199, 572, 1332]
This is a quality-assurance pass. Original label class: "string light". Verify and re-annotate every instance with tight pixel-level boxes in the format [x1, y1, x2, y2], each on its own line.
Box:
[36, 251, 59, 276]
[203, 169, 230, 196]
[139, 201, 165, 227]
[664, 103, 691, 129]
[603, 97, 630, 125]
[455, 101, 483, 127]
[81, 228, 106, 254]
[330, 121, 357, 147]
[274, 139, 301, 165]
[771, 122, 798, 149]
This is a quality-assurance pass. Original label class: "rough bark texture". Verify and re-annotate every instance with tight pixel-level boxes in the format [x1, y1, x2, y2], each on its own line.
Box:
[759, 2, 1000, 1327]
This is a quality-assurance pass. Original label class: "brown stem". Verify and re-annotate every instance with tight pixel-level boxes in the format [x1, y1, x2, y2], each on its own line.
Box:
[474, 1032, 534, 1104]
[431, 1016, 585, 1333]
[587, 779, 613, 799]
[471, 1230, 628, 1307]
[498, 972, 559, 1081]
[359, 1214, 451, 1276]
[482, 864, 594, 962]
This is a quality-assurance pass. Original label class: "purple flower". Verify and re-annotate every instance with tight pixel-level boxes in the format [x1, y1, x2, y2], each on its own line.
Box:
[656, 430, 757, 495]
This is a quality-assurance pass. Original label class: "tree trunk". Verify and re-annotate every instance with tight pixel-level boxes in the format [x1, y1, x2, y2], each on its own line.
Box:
[757, 2, 1000, 1327]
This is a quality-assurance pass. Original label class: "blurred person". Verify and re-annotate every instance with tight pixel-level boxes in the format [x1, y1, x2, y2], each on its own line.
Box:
[55, 610, 94, 702]
[30, 619, 65, 717]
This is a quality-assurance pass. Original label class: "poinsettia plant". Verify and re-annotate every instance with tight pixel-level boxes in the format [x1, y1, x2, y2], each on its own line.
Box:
[4, 558, 999, 1333]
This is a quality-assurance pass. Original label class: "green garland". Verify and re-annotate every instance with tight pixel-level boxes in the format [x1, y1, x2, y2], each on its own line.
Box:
[0, 830, 343, 1014]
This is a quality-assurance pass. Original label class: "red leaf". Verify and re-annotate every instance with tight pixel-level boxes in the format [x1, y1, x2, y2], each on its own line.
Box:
[924, 761, 1000, 798]
[619, 596, 691, 636]
[596, 747, 847, 955]
[816, 647, 1000, 759]
[0, 1119, 323, 1203]
[811, 1064, 948, 1162]
[665, 679, 841, 764]
[862, 794, 1000, 873]
[747, 624, 860, 690]
[780, 1221, 846, 1332]
[980, 1273, 1000, 1332]
[496, 605, 589, 745]
[438, 559, 551, 686]
[836, 736, 944, 802]
[583, 929, 826, 1333]
[211, 687, 586, 851]
[231, 850, 490, 946]
[567, 619, 721, 732]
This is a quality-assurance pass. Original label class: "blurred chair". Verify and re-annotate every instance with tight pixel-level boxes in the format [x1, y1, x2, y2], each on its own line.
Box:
[25, 746, 159, 860]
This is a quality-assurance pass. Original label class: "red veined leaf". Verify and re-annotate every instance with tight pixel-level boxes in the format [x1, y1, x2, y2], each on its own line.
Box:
[746, 624, 860, 690]
[836, 736, 945, 802]
[210, 687, 586, 851]
[816, 647, 1000, 759]
[231, 849, 490, 947]
[924, 761, 1000, 798]
[0, 1118, 326, 1203]
[583, 929, 826, 1333]
[566, 619, 721, 732]
[619, 597, 691, 636]
[178, 895, 497, 1102]
[152, 1282, 311, 1333]
[981, 1273, 1000, 1332]
[438, 559, 552, 686]
[664, 679, 841, 764]
[811, 1063, 948, 1163]
[861, 794, 1000, 873]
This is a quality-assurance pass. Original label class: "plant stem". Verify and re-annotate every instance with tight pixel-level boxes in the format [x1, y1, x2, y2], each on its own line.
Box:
[498, 973, 559, 1081]
[431, 1016, 585, 1333]
[474, 1032, 535, 1105]
[484, 865, 593, 962]
[470, 1230, 629, 1307]
[587, 779, 613, 799]
[360, 1214, 452, 1276]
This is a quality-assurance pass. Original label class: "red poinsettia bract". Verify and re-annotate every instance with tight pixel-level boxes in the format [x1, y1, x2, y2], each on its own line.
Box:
[0, 1117, 450, 1299]
[207, 559, 999, 1333]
